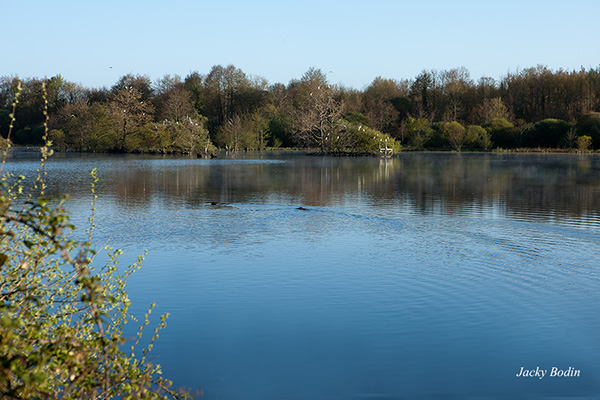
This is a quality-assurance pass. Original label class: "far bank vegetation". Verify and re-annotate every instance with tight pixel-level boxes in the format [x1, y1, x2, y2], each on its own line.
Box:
[1, 65, 600, 155]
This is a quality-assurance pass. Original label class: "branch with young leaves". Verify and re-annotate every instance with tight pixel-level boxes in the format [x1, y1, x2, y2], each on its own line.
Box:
[0, 80, 195, 400]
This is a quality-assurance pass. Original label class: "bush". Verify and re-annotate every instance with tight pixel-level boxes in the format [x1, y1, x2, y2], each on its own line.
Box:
[426, 123, 448, 149]
[0, 82, 192, 399]
[577, 135, 593, 152]
[409, 127, 434, 150]
[439, 121, 466, 151]
[577, 112, 600, 149]
[465, 125, 492, 150]
[483, 118, 519, 148]
[404, 117, 432, 150]
[343, 122, 400, 155]
[0, 165, 193, 400]
[522, 118, 572, 148]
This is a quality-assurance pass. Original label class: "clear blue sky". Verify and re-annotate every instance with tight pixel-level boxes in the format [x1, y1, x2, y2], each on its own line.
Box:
[4, 0, 599, 89]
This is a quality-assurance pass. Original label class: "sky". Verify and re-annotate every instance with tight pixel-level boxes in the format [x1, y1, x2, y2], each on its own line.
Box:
[4, 0, 600, 90]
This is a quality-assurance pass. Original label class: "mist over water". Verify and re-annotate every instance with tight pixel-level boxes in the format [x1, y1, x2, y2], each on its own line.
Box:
[6, 151, 600, 399]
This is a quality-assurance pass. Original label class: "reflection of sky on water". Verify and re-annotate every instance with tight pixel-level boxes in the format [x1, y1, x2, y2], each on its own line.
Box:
[5, 151, 600, 399]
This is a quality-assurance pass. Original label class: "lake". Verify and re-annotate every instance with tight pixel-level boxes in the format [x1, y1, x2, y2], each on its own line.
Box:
[5, 151, 600, 399]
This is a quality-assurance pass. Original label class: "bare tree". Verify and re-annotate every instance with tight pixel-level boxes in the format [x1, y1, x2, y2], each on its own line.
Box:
[362, 76, 405, 133]
[440, 67, 472, 122]
[153, 74, 182, 96]
[160, 86, 195, 122]
[364, 99, 397, 132]
[293, 70, 344, 152]
[474, 97, 512, 124]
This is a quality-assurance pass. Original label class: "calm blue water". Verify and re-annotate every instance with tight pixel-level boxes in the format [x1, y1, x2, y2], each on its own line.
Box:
[5, 151, 600, 399]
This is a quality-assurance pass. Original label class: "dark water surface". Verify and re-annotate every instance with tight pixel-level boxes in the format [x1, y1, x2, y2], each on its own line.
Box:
[5, 151, 600, 399]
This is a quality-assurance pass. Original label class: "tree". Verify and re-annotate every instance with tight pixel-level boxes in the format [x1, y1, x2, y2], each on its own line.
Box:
[86, 87, 111, 105]
[5, 65, 600, 150]
[439, 67, 473, 122]
[293, 78, 344, 152]
[476, 76, 499, 100]
[362, 77, 406, 134]
[363, 99, 397, 133]
[52, 100, 117, 152]
[11, 78, 45, 138]
[109, 86, 154, 151]
[154, 74, 182, 97]
[158, 86, 196, 123]
[473, 97, 511, 124]
[45, 75, 85, 114]
[410, 70, 436, 119]
[440, 121, 466, 151]
[214, 114, 244, 151]
[202, 65, 253, 133]
[0, 76, 22, 117]
[53, 100, 93, 151]
[266, 110, 294, 148]
[336, 85, 363, 115]
[111, 74, 153, 102]
[183, 72, 205, 115]
[245, 110, 270, 150]
[167, 115, 212, 155]
[344, 111, 370, 126]
[213, 111, 268, 151]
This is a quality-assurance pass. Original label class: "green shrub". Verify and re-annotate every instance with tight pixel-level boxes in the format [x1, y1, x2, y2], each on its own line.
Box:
[439, 121, 466, 151]
[576, 112, 600, 149]
[343, 122, 400, 154]
[409, 127, 434, 150]
[465, 125, 492, 150]
[483, 118, 518, 148]
[404, 117, 432, 150]
[577, 135, 593, 152]
[522, 118, 572, 148]
[426, 122, 448, 149]
[0, 168, 192, 399]
[0, 82, 193, 399]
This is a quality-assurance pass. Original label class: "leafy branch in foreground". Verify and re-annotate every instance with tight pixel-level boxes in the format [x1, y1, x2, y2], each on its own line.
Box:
[0, 81, 194, 399]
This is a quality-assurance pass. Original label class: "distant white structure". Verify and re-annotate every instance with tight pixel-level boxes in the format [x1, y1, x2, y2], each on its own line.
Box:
[379, 138, 393, 157]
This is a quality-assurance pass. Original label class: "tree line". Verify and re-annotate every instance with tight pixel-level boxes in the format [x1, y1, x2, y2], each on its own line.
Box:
[1, 64, 600, 154]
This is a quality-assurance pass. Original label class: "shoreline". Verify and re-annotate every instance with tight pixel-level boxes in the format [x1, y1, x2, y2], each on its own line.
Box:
[4, 145, 597, 157]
